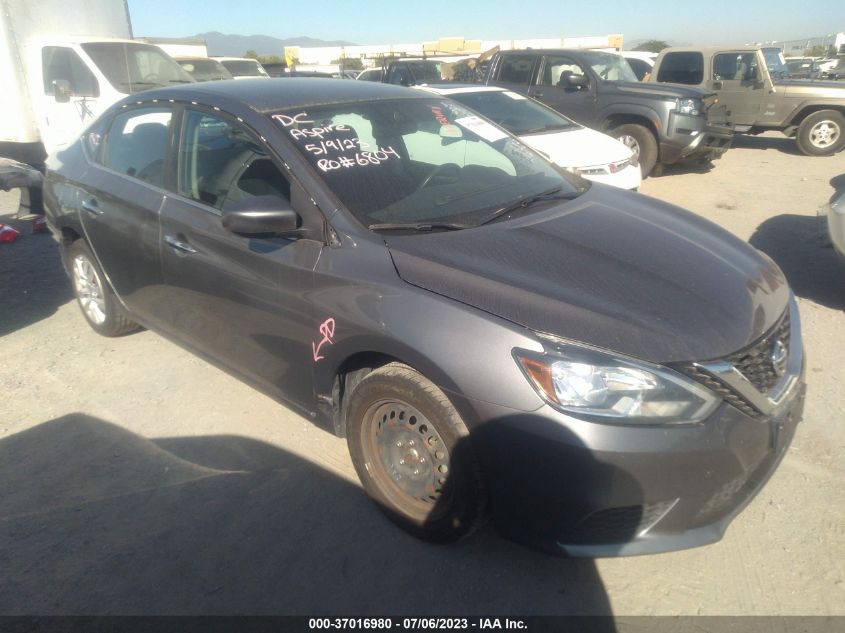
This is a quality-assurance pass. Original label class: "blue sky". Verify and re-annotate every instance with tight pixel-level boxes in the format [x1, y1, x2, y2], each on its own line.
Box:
[128, 0, 844, 46]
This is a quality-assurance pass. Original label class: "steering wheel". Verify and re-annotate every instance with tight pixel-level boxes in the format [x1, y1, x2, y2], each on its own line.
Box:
[417, 163, 460, 190]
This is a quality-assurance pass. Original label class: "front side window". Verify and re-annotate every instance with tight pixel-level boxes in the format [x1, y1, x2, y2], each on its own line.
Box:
[270, 98, 583, 228]
[42, 47, 99, 97]
[713, 53, 758, 81]
[656, 52, 704, 84]
[540, 56, 586, 87]
[178, 110, 290, 210]
[497, 55, 536, 84]
[102, 108, 172, 187]
[81, 42, 193, 93]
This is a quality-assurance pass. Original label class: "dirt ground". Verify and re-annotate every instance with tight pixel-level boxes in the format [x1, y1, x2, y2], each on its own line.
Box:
[1, 132, 843, 617]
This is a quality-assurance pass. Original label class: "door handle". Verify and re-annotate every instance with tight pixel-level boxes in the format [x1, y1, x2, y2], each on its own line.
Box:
[81, 198, 103, 216]
[712, 81, 723, 89]
[164, 234, 198, 254]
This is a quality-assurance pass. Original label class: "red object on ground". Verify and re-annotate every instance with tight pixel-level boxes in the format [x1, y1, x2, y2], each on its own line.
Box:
[32, 215, 47, 233]
[0, 224, 21, 243]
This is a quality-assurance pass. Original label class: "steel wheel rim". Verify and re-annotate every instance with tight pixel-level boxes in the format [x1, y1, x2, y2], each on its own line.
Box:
[809, 120, 841, 148]
[72, 254, 107, 325]
[363, 399, 452, 520]
[618, 134, 641, 161]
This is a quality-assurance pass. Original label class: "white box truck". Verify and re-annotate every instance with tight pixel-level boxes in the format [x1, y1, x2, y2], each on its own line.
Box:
[0, 0, 193, 213]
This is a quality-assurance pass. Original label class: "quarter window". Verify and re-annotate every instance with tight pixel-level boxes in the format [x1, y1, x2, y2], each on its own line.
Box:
[102, 108, 172, 187]
[655, 52, 704, 85]
[178, 110, 290, 210]
[42, 47, 99, 97]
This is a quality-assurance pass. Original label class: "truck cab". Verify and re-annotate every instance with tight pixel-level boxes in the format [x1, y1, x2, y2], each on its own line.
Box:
[651, 46, 845, 156]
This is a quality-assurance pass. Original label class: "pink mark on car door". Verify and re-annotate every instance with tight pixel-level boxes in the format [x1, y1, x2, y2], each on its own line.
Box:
[312, 318, 336, 362]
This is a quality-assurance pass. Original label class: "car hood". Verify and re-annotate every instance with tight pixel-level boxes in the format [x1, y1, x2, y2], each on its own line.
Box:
[615, 80, 713, 99]
[385, 187, 790, 363]
[519, 127, 632, 168]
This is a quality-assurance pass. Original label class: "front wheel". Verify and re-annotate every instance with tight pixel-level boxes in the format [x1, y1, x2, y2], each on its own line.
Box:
[66, 240, 139, 337]
[611, 123, 658, 177]
[795, 110, 845, 156]
[346, 363, 487, 542]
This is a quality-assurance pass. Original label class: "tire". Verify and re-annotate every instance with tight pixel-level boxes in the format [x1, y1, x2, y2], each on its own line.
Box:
[346, 362, 487, 542]
[65, 240, 139, 337]
[611, 123, 658, 177]
[795, 110, 845, 156]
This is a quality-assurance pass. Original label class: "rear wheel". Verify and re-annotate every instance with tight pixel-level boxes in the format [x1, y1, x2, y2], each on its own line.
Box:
[796, 110, 845, 156]
[346, 363, 486, 542]
[66, 240, 138, 337]
[611, 123, 658, 177]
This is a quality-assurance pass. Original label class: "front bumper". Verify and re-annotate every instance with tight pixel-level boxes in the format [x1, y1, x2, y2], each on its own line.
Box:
[580, 163, 642, 191]
[821, 191, 845, 261]
[659, 111, 733, 165]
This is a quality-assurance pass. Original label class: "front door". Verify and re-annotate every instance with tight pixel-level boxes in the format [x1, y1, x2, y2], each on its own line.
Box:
[709, 51, 764, 127]
[79, 105, 173, 323]
[528, 55, 598, 126]
[156, 107, 323, 409]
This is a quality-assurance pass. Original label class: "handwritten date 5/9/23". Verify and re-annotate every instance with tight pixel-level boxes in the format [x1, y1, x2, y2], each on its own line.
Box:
[308, 617, 527, 630]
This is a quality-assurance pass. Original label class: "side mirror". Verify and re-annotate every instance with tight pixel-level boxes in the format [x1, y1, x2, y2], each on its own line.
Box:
[222, 196, 301, 237]
[564, 74, 589, 89]
[53, 79, 72, 103]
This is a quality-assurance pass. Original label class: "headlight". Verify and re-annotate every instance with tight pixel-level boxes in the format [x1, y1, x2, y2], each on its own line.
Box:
[676, 98, 701, 116]
[514, 345, 719, 425]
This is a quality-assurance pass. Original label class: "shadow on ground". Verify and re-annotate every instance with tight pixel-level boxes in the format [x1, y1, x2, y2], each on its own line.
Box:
[0, 202, 72, 336]
[0, 414, 617, 620]
[749, 213, 845, 310]
[730, 134, 803, 156]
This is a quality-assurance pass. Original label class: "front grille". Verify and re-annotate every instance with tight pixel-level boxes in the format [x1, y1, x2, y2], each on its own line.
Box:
[560, 501, 675, 544]
[728, 311, 791, 393]
[678, 308, 791, 417]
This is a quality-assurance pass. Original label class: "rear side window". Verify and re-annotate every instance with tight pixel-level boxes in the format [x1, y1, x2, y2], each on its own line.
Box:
[656, 52, 704, 84]
[42, 47, 99, 97]
[102, 108, 172, 187]
[178, 110, 290, 210]
[497, 55, 536, 84]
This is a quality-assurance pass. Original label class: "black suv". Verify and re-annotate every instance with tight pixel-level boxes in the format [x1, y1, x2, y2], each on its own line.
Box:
[483, 49, 733, 176]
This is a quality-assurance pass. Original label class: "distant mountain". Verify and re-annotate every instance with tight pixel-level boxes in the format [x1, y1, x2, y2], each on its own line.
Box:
[194, 31, 357, 57]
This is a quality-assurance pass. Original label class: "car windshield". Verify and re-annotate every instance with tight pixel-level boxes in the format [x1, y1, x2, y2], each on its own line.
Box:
[220, 60, 268, 77]
[178, 59, 233, 81]
[81, 42, 194, 93]
[447, 90, 577, 136]
[762, 48, 790, 80]
[579, 51, 638, 82]
[270, 98, 584, 229]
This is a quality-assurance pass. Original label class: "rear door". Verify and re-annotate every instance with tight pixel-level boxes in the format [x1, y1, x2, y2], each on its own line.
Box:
[156, 107, 323, 408]
[709, 51, 764, 126]
[79, 105, 173, 323]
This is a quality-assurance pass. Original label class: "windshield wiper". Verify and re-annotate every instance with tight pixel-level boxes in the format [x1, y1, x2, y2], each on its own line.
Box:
[368, 222, 471, 232]
[168, 79, 192, 84]
[479, 186, 580, 225]
[519, 123, 574, 134]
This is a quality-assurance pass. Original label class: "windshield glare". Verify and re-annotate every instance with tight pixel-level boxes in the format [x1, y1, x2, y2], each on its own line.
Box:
[762, 48, 789, 80]
[221, 60, 268, 77]
[448, 90, 577, 136]
[581, 51, 638, 82]
[81, 42, 194, 92]
[178, 59, 233, 81]
[272, 98, 583, 229]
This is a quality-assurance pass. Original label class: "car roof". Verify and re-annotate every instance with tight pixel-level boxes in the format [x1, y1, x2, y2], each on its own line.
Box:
[413, 84, 505, 95]
[659, 46, 761, 55]
[127, 78, 429, 113]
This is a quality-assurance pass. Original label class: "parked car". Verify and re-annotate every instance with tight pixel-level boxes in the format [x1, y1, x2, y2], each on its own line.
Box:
[383, 59, 443, 86]
[45, 79, 805, 555]
[621, 51, 658, 81]
[822, 182, 845, 261]
[481, 48, 733, 176]
[415, 84, 641, 190]
[213, 57, 270, 79]
[650, 46, 845, 156]
[357, 67, 385, 82]
[175, 57, 233, 82]
[784, 57, 822, 80]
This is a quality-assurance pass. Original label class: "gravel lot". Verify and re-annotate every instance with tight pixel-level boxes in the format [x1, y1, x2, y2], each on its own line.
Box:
[1, 132, 843, 616]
